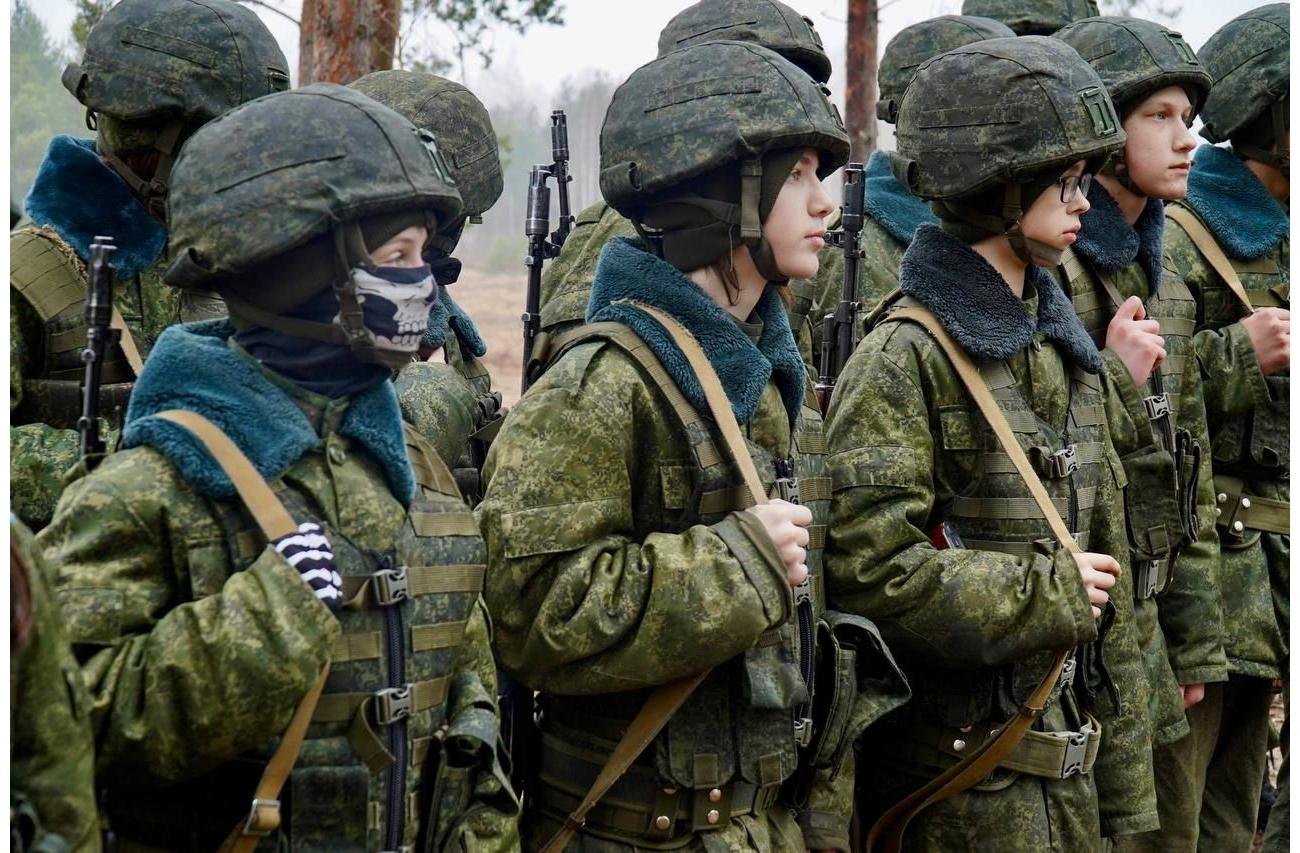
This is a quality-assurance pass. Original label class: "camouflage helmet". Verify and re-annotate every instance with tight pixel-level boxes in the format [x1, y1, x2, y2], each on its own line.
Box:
[165, 84, 463, 366]
[1054, 17, 1211, 116]
[62, 0, 290, 220]
[960, 0, 1098, 36]
[657, 0, 833, 83]
[876, 15, 1015, 124]
[349, 70, 503, 228]
[1197, 3, 1289, 171]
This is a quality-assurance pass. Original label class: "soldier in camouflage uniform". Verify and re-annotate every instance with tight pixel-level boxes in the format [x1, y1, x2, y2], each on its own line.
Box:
[10, 0, 289, 530]
[479, 40, 910, 852]
[806, 14, 1013, 361]
[960, 0, 1098, 36]
[40, 85, 519, 851]
[1139, 5, 1291, 849]
[1051, 13, 1228, 771]
[11, 517, 100, 852]
[350, 70, 506, 505]
[534, 0, 837, 371]
[826, 37, 1159, 849]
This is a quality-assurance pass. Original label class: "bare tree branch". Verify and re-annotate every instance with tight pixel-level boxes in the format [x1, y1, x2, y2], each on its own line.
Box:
[236, 0, 299, 26]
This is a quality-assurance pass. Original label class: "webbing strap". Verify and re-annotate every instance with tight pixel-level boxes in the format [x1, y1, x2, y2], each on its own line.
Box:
[340, 564, 485, 610]
[331, 632, 382, 663]
[410, 511, 479, 538]
[109, 306, 145, 377]
[869, 307, 1078, 853]
[154, 411, 330, 853]
[411, 620, 468, 652]
[540, 302, 770, 853]
[312, 676, 450, 723]
[1165, 206, 1256, 313]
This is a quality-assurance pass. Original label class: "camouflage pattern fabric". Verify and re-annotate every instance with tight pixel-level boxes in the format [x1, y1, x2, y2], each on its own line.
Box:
[960, 0, 1098, 36]
[656, 0, 833, 83]
[875, 15, 1014, 123]
[10, 518, 100, 852]
[1195, 3, 1289, 144]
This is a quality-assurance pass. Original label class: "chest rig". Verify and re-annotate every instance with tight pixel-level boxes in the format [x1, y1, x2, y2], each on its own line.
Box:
[1059, 248, 1201, 597]
[205, 424, 486, 851]
[1167, 203, 1289, 547]
[536, 322, 831, 842]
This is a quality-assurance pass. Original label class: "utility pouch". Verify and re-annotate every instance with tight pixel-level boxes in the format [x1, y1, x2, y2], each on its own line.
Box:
[1174, 429, 1202, 543]
[1248, 382, 1289, 472]
[1117, 444, 1183, 573]
[808, 611, 911, 776]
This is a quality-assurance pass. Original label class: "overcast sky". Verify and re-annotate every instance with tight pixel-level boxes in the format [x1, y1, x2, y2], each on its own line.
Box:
[32, 0, 1278, 116]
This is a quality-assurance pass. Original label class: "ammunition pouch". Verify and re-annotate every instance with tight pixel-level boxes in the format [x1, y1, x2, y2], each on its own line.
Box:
[1117, 444, 1185, 598]
[1213, 375, 1290, 477]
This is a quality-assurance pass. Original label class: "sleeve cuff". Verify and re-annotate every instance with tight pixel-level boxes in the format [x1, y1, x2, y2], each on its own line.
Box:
[1101, 810, 1161, 838]
[798, 810, 851, 852]
[1051, 547, 1100, 646]
[1225, 321, 1273, 409]
[1102, 348, 1157, 454]
[712, 511, 792, 630]
[1173, 664, 1229, 686]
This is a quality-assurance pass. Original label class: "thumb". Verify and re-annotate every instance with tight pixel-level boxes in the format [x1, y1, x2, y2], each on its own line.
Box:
[1117, 295, 1145, 321]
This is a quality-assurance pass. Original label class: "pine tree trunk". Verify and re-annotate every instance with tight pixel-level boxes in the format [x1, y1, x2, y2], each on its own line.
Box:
[845, 0, 879, 161]
[298, 0, 400, 85]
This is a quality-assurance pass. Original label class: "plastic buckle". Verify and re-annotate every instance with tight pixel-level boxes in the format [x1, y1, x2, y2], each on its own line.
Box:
[1059, 656, 1077, 687]
[1059, 731, 1090, 778]
[1144, 394, 1172, 421]
[373, 567, 410, 606]
[793, 579, 813, 607]
[793, 716, 814, 748]
[1051, 445, 1079, 478]
[1137, 560, 1162, 599]
[374, 685, 412, 725]
[243, 798, 280, 837]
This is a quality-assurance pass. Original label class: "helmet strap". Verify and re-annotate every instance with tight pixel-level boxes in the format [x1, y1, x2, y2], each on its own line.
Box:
[738, 155, 788, 283]
[96, 119, 185, 222]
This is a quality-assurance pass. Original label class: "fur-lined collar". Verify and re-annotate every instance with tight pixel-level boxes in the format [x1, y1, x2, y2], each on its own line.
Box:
[586, 238, 807, 424]
[863, 149, 937, 246]
[423, 284, 487, 356]
[123, 320, 414, 505]
[23, 135, 166, 280]
[1072, 182, 1166, 294]
[1184, 144, 1289, 260]
[899, 224, 1103, 373]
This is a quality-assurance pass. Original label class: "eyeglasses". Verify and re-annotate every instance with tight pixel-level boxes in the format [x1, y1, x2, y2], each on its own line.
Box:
[1059, 173, 1093, 204]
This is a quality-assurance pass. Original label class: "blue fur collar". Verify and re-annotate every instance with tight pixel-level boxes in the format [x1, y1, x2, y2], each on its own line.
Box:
[863, 149, 937, 246]
[122, 320, 415, 505]
[1072, 182, 1165, 295]
[900, 225, 1103, 373]
[1183, 144, 1289, 260]
[23, 135, 166, 280]
[586, 238, 807, 424]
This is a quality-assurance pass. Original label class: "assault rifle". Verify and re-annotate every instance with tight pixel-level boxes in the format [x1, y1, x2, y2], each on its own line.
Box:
[520, 109, 575, 393]
[77, 236, 118, 458]
[814, 162, 865, 413]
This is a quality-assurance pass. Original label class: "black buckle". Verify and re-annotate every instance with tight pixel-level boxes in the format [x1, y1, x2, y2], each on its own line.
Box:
[1144, 394, 1172, 421]
[373, 568, 409, 606]
[374, 685, 412, 725]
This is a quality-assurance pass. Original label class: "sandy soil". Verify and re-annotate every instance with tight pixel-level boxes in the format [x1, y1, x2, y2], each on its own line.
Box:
[451, 266, 529, 407]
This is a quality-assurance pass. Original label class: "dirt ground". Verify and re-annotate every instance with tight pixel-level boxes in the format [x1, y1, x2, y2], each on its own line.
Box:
[451, 266, 528, 406]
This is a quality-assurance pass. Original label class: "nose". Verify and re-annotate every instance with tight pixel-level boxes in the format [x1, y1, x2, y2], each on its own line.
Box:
[1070, 190, 1090, 216]
[1175, 122, 1196, 153]
[811, 176, 834, 218]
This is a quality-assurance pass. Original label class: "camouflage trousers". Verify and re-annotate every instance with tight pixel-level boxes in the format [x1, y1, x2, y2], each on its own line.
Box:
[1116, 675, 1274, 852]
[523, 805, 806, 852]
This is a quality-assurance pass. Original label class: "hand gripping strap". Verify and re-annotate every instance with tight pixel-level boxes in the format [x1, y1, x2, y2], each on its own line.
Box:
[539, 303, 768, 853]
[1165, 205, 1256, 314]
[153, 410, 330, 853]
[865, 308, 1078, 853]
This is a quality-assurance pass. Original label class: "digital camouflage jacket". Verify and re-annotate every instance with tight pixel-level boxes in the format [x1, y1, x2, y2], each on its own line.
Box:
[10, 136, 225, 530]
[1054, 185, 1228, 746]
[10, 517, 100, 852]
[41, 321, 518, 851]
[1163, 144, 1289, 680]
[826, 226, 1158, 846]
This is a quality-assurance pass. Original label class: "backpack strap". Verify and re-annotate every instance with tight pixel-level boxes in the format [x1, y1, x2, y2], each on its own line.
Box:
[1165, 205, 1256, 313]
[152, 409, 329, 853]
[540, 304, 768, 853]
[866, 307, 1079, 853]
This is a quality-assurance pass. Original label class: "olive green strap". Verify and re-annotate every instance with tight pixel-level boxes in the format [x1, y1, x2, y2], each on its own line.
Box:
[154, 410, 329, 851]
[1165, 205, 1256, 313]
[868, 307, 1077, 853]
[540, 303, 768, 853]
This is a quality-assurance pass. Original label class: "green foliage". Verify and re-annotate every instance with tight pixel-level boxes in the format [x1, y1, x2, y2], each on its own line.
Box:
[11, 1, 87, 202]
[72, 0, 116, 53]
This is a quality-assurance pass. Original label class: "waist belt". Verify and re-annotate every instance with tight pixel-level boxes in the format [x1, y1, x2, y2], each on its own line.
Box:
[898, 711, 1101, 781]
[1133, 557, 1171, 600]
[1215, 479, 1289, 535]
[534, 729, 780, 842]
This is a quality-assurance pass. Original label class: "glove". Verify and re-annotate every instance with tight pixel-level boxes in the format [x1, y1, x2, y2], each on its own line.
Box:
[274, 521, 343, 611]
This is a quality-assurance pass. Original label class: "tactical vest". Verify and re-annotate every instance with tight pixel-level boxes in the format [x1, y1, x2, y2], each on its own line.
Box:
[1167, 202, 1289, 547]
[1059, 248, 1200, 596]
[886, 299, 1109, 732]
[533, 322, 831, 843]
[109, 425, 488, 850]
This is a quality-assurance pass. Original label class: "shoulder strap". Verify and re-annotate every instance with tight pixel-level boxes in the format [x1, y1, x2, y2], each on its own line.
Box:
[540, 304, 767, 853]
[1165, 205, 1255, 313]
[152, 410, 329, 853]
[866, 307, 1077, 853]
[109, 307, 146, 377]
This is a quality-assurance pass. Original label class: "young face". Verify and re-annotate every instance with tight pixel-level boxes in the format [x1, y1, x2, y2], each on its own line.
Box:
[1018, 160, 1091, 265]
[367, 224, 429, 268]
[1119, 85, 1197, 200]
[762, 148, 835, 280]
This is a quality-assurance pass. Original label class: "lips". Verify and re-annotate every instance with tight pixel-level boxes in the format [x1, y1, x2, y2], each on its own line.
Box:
[1171, 163, 1191, 172]
[806, 229, 826, 248]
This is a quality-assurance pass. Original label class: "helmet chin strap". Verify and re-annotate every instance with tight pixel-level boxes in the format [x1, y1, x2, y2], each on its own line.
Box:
[938, 182, 1065, 267]
[738, 156, 788, 284]
[95, 118, 185, 223]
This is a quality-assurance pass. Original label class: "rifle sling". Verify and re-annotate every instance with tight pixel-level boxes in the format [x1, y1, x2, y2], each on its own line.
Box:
[866, 307, 1079, 853]
[154, 410, 328, 853]
[540, 302, 769, 852]
[1165, 205, 1256, 313]
[109, 306, 146, 377]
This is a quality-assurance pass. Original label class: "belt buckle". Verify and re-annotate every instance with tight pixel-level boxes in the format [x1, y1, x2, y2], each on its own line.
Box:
[1060, 731, 1089, 778]
[373, 567, 410, 606]
[1144, 394, 1171, 421]
[243, 798, 280, 837]
[374, 685, 412, 725]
